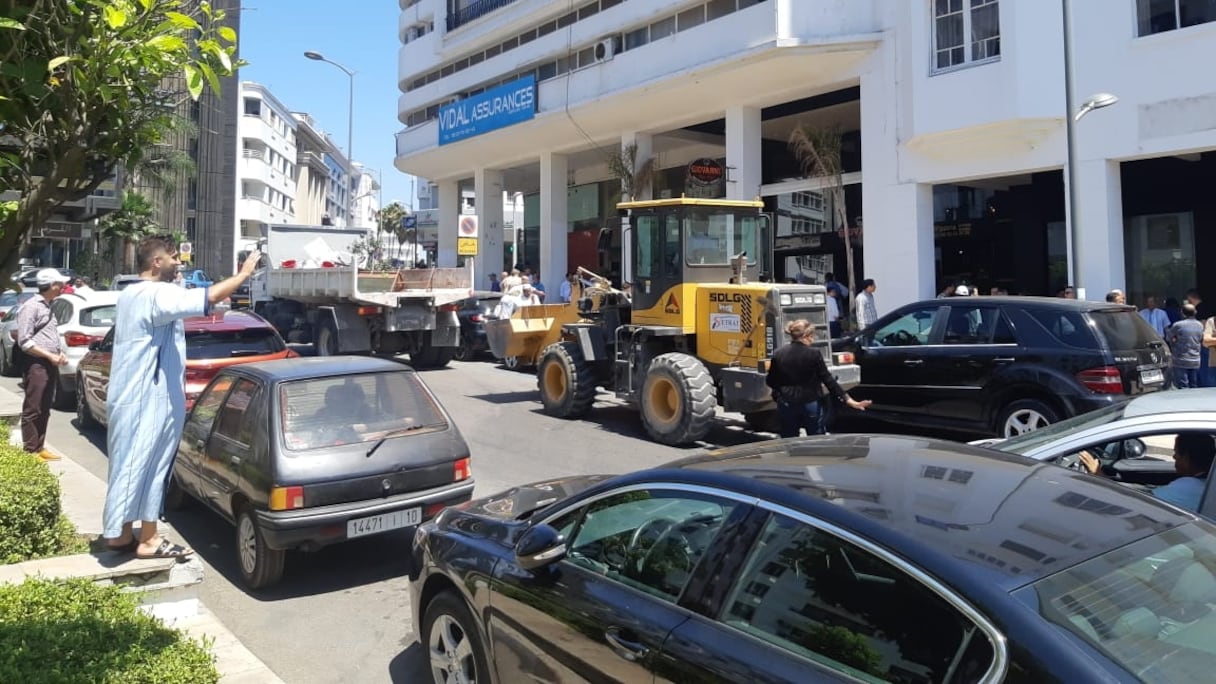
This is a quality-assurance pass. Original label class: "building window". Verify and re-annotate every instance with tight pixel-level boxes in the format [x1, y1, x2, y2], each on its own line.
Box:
[932, 0, 1000, 72]
[243, 98, 261, 116]
[1137, 0, 1216, 35]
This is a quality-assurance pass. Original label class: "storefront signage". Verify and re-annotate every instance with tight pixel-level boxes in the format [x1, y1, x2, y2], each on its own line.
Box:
[687, 158, 724, 185]
[36, 221, 87, 239]
[775, 234, 822, 250]
[439, 76, 537, 146]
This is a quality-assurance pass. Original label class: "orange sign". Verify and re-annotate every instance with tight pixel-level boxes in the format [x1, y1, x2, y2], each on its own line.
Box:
[664, 293, 680, 314]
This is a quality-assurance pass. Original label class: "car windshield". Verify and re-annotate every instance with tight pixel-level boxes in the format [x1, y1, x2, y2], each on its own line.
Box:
[1021, 522, 1216, 680]
[995, 403, 1129, 455]
[186, 328, 284, 359]
[280, 371, 448, 452]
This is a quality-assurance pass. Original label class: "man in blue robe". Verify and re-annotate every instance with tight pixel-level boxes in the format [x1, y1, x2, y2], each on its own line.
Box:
[102, 236, 260, 558]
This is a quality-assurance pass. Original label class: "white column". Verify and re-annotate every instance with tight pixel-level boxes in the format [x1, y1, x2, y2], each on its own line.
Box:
[1073, 159, 1124, 301]
[725, 106, 762, 201]
[620, 132, 654, 201]
[860, 49, 935, 309]
[436, 179, 459, 267]
[473, 168, 504, 289]
[539, 151, 568, 290]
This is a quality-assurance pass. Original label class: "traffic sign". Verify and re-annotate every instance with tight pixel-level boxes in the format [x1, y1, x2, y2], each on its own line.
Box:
[457, 237, 478, 256]
[401, 215, 417, 229]
[179, 242, 192, 255]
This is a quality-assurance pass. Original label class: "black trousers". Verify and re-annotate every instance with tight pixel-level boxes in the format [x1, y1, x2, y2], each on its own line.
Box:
[21, 358, 58, 453]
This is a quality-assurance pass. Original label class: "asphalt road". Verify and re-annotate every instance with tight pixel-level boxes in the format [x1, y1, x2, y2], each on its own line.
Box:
[1, 355, 775, 683]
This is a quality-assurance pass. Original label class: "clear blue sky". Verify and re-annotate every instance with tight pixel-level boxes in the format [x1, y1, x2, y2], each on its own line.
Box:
[238, 1, 415, 209]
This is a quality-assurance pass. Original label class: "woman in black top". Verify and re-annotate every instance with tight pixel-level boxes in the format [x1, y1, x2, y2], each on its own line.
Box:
[766, 319, 870, 438]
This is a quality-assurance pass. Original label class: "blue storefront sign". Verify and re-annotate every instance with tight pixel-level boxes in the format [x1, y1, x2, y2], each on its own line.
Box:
[438, 76, 537, 146]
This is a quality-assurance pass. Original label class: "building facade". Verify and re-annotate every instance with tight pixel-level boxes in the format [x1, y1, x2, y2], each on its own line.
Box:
[236, 82, 299, 262]
[394, 0, 1216, 310]
[351, 163, 383, 229]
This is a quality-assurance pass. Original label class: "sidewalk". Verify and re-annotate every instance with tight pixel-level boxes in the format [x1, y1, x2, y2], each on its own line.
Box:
[0, 387, 284, 684]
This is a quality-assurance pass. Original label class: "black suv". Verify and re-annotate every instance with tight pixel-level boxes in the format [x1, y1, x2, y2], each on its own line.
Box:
[453, 292, 501, 361]
[835, 297, 1169, 437]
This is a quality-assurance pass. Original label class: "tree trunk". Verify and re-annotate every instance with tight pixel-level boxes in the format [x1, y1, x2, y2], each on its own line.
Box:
[833, 185, 856, 328]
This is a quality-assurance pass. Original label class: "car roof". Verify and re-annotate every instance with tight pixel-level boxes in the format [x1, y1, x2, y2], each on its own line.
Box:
[646, 435, 1192, 591]
[926, 295, 1133, 313]
[184, 309, 275, 332]
[1121, 388, 1216, 417]
[231, 355, 412, 382]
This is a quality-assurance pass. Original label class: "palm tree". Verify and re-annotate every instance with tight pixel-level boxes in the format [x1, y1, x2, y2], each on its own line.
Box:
[377, 202, 412, 262]
[99, 192, 159, 273]
[789, 125, 855, 318]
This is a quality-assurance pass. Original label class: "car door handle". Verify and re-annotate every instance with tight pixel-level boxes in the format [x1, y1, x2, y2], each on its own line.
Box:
[604, 627, 649, 662]
[903, 359, 923, 366]
[993, 357, 1016, 363]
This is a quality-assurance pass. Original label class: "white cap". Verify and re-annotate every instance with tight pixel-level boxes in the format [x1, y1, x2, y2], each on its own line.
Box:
[35, 268, 71, 287]
[954, 285, 970, 296]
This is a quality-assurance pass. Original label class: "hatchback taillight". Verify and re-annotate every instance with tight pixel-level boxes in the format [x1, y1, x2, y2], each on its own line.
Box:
[184, 368, 215, 382]
[64, 332, 102, 347]
[269, 486, 305, 511]
[1078, 366, 1123, 394]
[453, 457, 472, 482]
[469, 314, 482, 323]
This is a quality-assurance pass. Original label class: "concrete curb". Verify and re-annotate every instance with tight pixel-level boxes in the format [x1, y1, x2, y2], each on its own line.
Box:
[1, 387, 284, 683]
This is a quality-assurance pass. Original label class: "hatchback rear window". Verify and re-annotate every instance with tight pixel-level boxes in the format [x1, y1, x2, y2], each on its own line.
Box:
[1025, 523, 1216, 680]
[185, 328, 284, 359]
[80, 305, 117, 327]
[1090, 310, 1161, 350]
[280, 372, 448, 452]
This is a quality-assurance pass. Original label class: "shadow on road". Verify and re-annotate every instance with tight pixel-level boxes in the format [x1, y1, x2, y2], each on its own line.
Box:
[164, 505, 415, 601]
[388, 641, 427, 683]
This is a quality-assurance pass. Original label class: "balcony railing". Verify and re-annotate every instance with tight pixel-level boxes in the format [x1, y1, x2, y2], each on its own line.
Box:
[241, 148, 265, 160]
[447, 0, 517, 31]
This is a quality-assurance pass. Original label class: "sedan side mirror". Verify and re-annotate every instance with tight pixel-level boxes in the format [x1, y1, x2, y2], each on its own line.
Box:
[514, 523, 566, 571]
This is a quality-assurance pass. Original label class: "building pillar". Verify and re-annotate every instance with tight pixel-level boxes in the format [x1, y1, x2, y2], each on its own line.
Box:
[539, 151, 568, 291]
[861, 51, 935, 309]
[1071, 159, 1124, 301]
[473, 168, 504, 289]
[725, 106, 762, 201]
[436, 179, 459, 267]
[620, 132, 654, 201]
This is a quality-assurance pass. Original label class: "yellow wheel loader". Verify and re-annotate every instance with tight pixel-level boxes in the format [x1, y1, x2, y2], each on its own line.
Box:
[488, 197, 860, 445]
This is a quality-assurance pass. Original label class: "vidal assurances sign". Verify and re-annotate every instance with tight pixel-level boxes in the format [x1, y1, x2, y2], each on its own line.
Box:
[438, 76, 537, 145]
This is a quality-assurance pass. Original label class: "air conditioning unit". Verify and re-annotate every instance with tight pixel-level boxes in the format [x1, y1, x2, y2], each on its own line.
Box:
[594, 37, 617, 63]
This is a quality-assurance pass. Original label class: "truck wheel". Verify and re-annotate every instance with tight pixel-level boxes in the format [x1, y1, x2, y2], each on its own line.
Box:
[640, 353, 717, 445]
[538, 342, 596, 418]
[236, 506, 285, 590]
[412, 345, 454, 369]
[315, 318, 339, 357]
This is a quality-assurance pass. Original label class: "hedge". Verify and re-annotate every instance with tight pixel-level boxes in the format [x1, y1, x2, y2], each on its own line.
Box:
[0, 577, 218, 684]
[0, 425, 86, 564]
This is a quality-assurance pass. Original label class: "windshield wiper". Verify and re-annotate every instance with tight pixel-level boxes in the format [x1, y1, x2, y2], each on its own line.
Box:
[365, 425, 428, 458]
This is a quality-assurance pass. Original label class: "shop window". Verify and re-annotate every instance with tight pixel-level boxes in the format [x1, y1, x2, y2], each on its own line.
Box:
[1124, 212, 1196, 306]
[1137, 0, 1216, 35]
[932, 0, 1000, 73]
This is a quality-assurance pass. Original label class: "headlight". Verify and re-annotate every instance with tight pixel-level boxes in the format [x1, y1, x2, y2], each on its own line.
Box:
[814, 293, 826, 305]
[779, 294, 792, 306]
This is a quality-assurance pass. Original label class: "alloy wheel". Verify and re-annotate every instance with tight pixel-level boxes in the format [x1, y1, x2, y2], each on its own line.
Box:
[429, 614, 477, 684]
[1003, 408, 1050, 436]
[238, 514, 258, 576]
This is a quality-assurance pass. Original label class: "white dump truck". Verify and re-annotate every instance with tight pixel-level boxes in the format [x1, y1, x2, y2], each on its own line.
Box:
[249, 224, 473, 368]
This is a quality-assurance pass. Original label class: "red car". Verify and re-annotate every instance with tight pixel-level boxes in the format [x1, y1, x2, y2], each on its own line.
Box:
[75, 309, 296, 429]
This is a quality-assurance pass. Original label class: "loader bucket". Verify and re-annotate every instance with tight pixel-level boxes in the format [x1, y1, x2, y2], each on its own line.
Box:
[485, 303, 580, 367]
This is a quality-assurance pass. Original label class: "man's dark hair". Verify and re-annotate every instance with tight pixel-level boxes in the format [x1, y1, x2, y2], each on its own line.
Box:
[1177, 433, 1216, 472]
[861, 278, 875, 289]
[1186, 288, 1201, 300]
[136, 235, 176, 272]
[825, 272, 835, 280]
[1183, 303, 1198, 318]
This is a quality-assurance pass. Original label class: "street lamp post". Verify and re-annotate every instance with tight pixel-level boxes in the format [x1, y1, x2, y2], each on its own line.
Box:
[303, 51, 355, 164]
[1061, 0, 1118, 299]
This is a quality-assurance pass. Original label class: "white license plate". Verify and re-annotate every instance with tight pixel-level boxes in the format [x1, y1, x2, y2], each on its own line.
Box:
[1141, 369, 1164, 385]
[347, 507, 422, 539]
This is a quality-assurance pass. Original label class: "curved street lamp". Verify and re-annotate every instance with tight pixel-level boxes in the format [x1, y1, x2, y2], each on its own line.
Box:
[303, 51, 355, 164]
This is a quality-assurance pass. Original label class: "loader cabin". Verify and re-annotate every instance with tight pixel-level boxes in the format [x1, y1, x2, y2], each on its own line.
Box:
[620, 197, 772, 328]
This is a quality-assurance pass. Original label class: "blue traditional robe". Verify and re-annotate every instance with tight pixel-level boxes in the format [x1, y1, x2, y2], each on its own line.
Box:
[103, 281, 209, 537]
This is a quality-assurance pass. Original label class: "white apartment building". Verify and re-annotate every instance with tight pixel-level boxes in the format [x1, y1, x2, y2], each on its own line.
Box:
[394, 0, 1216, 308]
[351, 163, 383, 229]
[237, 82, 299, 260]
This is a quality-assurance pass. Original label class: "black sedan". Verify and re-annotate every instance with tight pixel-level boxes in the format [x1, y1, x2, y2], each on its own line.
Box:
[170, 356, 474, 589]
[411, 435, 1216, 683]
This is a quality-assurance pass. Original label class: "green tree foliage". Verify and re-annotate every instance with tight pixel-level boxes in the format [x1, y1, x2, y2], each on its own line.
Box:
[377, 201, 411, 245]
[99, 192, 159, 272]
[0, 0, 241, 274]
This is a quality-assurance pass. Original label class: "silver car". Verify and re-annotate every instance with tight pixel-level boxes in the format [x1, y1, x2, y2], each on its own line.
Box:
[48, 290, 121, 408]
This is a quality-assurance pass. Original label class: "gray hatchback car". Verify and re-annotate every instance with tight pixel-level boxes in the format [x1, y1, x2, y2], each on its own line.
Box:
[168, 355, 475, 589]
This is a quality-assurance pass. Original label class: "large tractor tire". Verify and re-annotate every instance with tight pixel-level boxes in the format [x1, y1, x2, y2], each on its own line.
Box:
[314, 318, 339, 357]
[640, 353, 717, 445]
[411, 336, 455, 369]
[537, 342, 596, 418]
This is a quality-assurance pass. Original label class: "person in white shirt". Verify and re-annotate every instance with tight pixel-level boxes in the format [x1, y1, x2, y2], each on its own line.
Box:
[826, 293, 841, 337]
[855, 279, 878, 329]
[1139, 295, 1170, 337]
[72, 277, 95, 295]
